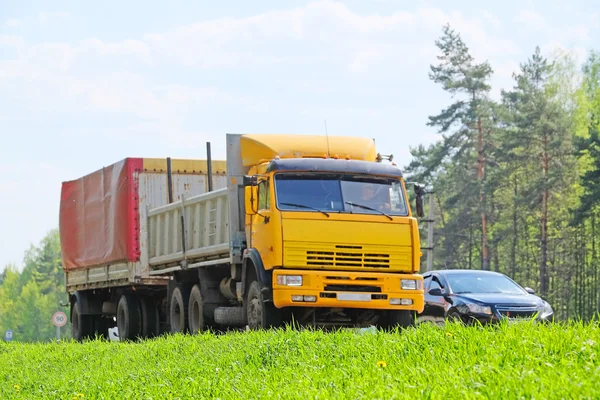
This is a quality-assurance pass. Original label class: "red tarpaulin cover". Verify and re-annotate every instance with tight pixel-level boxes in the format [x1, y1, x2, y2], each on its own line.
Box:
[59, 158, 143, 270]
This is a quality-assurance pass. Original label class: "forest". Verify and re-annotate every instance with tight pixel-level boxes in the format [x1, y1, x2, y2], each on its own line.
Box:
[1, 24, 599, 342]
[408, 25, 600, 321]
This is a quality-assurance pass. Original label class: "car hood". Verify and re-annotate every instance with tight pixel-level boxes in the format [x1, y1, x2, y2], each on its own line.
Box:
[455, 293, 542, 307]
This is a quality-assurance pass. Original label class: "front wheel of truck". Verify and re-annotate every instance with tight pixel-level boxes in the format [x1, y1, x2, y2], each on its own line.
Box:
[246, 281, 282, 330]
[387, 310, 415, 330]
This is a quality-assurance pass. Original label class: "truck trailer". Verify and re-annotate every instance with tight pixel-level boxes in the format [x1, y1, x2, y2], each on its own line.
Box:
[59, 133, 426, 340]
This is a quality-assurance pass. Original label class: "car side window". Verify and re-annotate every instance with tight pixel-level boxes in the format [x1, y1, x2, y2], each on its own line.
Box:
[423, 276, 432, 291]
[430, 279, 441, 291]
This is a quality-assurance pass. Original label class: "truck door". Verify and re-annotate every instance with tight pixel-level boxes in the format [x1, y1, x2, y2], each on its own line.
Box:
[251, 177, 278, 269]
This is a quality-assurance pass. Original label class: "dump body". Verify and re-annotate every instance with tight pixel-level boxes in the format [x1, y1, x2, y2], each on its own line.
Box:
[60, 158, 227, 290]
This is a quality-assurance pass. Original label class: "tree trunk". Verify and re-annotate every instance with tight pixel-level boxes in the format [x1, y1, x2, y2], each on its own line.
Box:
[540, 134, 549, 297]
[511, 173, 518, 278]
[478, 117, 489, 270]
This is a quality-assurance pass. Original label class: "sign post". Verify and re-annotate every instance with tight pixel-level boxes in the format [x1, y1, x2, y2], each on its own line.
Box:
[52, 311, 67, 341]
[4, 330, 12, 342]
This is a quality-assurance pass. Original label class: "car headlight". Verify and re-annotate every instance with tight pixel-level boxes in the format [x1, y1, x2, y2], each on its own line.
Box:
[276, 275, 303, 286]
[539, 300, 553, 319]
[466, 303, 492, 315]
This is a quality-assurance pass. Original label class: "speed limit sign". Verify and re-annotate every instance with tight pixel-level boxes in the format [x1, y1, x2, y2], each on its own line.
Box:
[52, 311, 67, 327]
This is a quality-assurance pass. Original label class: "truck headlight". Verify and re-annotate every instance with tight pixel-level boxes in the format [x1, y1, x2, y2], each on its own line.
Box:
[401, 279, 417, 290]
[466, 303, 492, 315]
[276, 275, 303, 286]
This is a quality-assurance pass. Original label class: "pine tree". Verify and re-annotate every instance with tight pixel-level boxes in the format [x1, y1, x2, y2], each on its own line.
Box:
[501, 46, 575, 297]
[426, 24, 495, 270]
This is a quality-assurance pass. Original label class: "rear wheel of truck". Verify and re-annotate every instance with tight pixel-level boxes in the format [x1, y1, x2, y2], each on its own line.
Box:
[117, 294, 142, 340]
[387, 310, 415, 330]
[246, 281, 282, 330]
[188, 284, 205, 334]
[140, 297, 160, 338]
[170, 285, 190, 333]
[71, 300, 93, 341]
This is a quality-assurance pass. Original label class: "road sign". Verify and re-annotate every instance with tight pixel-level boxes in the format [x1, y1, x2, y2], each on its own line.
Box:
[52, 311, 67, 327]
[4, 330, 12, 341]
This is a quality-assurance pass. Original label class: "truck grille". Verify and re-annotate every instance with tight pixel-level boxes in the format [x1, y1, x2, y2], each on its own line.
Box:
[307, 245, 390, 268]
[283, 241, 412, 270]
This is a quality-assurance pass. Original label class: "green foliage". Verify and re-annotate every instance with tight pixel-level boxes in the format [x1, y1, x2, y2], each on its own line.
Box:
[409, 29, 599, 319]
[0, 322, 598, 399]
[0, 230, 70, 343]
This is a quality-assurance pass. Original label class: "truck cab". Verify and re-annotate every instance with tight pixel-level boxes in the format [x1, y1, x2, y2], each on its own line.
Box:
[231, 134, 425, 329]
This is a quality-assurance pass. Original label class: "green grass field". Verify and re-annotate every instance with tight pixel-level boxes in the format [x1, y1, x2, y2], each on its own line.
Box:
[1, 321, 598, 399]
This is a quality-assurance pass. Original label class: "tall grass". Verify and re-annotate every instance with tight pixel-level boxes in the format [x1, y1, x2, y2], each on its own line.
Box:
[1, 321, 598, 399]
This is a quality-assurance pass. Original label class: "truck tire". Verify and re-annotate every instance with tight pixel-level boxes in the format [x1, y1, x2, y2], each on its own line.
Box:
[140, 297, 160, 338]
[214, 307, 246, 327]
[387, 310, 414, 330]
[188, 284, 205, 334]
[170, 285, 190, 333]
[117, 294, 142, 340]
[246, 281, 282, 330]
[71, 300, 93, 341]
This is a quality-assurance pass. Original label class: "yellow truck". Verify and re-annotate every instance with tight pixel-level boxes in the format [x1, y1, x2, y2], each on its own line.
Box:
[60, 133, 425, 340]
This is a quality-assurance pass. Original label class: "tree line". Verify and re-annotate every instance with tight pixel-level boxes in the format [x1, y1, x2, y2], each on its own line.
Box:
[408, 25, 600, 321]
[0, 229, 71, 342]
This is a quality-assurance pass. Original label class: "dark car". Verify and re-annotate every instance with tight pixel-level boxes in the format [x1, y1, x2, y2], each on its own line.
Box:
[417, 269, 554, 325]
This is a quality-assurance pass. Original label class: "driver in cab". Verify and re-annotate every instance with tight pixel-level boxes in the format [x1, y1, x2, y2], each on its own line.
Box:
[358, 183, 391, 212]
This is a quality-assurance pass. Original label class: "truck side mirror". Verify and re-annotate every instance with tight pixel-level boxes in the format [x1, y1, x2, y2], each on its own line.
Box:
[245, 186, 258, 215]
[414, 184, 425, 218]
[243, 175, 258, 187]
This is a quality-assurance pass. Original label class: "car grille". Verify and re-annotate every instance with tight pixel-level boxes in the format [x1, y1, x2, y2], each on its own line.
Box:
[496, 306, 539, 318]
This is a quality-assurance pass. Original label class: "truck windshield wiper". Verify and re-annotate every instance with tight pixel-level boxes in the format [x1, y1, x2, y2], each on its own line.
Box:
[280, 202, 330, 217]
[344, 202, 393, 221]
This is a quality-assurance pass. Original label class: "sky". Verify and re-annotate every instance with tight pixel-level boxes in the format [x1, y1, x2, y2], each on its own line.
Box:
[0, 0, 598, 270]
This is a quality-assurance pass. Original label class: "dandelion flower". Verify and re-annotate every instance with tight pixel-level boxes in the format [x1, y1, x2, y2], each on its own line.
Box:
[446, 332, 453, 337]
[377, 361, 387, 368]
[13, 385, 20, 390]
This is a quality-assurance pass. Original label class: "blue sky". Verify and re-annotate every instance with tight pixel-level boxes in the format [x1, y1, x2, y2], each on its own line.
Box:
[0, 0, 598, 269]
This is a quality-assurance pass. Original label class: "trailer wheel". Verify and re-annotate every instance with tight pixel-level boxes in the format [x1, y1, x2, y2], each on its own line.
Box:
[170, 285, 190, 333]
[188, 284, 205, 334]
[140, 297, 160, 338]
[71, 300, 93, 341]
[117, 294, 142, 340]
[246, 281, 282, 330]
[387, 310, 414, 330]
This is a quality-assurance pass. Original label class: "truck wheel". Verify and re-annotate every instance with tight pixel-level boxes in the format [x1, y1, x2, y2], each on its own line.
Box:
[117, 294, 142, 340]
[387, 310, 414, 330]
[246, 281, 282, 330]
[170, 285, 190, 333]
[71, 300, 93, 341]
[188, 284, 205, 334]
[140, 297, 160, 338]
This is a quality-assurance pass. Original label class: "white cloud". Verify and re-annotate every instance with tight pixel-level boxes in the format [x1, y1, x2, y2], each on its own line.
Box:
[514, 10, 548, 32]
[3, 18, 21, 28]
[38, 11, 70, 24]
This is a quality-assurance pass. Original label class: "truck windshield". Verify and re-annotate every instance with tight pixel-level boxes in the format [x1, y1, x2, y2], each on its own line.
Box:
[274, 173, 409, 216]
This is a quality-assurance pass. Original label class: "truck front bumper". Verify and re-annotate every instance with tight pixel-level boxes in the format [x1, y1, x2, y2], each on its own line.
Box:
[272, 269, 424, 312]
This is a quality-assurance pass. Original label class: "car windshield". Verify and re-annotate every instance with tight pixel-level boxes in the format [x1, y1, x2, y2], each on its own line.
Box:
[274, 173, 408, 216]
[446, 273, 526, 295]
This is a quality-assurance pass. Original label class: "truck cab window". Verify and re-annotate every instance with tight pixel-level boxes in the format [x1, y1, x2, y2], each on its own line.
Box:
[258, 179, 270, 210]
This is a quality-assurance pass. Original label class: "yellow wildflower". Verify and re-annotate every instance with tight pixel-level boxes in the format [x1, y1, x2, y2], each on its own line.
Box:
[446, 332, 453, 337]
[377, 360, 387, 368]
